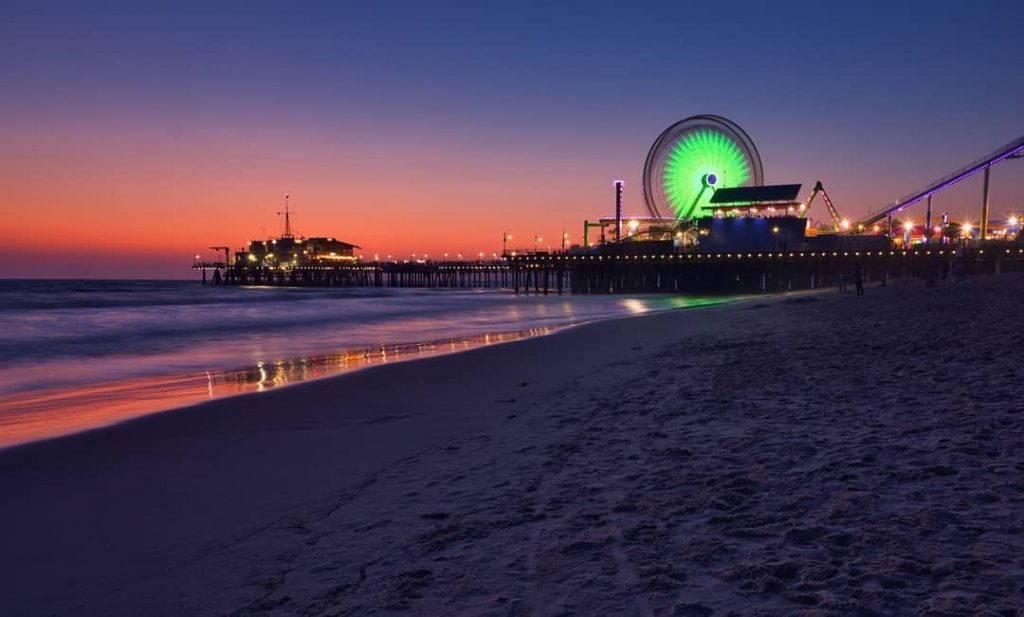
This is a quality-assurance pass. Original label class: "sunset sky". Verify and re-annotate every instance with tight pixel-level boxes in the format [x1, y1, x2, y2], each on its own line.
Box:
[3, 1, 1023, 278]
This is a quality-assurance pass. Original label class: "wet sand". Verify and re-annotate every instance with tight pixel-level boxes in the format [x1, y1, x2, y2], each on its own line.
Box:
[1, 275, 1022, 615]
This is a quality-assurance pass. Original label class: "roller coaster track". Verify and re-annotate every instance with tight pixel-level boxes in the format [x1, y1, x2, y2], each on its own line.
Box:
[860, 134, 1024, 227]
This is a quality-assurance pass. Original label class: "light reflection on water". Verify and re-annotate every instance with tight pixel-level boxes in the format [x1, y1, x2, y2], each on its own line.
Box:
[0, 327, 552, 449]
[0, 281, 736, 449]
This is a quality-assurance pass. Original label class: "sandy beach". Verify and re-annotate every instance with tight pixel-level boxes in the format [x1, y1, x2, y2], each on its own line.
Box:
[2, 274, 1023, 616]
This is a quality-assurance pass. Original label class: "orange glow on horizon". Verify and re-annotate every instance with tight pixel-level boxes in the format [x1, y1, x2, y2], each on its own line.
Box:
[2, 118, 615, 276]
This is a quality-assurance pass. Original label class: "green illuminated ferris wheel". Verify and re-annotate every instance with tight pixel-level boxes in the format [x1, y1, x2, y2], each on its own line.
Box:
[642, 115, 764, 222]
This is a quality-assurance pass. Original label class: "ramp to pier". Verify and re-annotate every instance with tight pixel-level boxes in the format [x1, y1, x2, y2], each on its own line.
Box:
[860, 135, 1024, 226]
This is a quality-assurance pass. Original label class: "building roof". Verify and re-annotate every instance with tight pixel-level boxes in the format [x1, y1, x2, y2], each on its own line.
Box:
[307, 237, 361, 249]
[710, 184, 802, 205]
[249, 236, 362, 250]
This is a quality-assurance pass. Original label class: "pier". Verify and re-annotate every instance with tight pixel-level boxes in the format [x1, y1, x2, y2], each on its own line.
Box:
[195, 261, 513, 289]
[195, 244, 1024, 294]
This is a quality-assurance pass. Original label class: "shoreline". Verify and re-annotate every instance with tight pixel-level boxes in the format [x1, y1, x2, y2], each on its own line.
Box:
[0, 325, 561, 450]
[3, 276, 1019, 614]
[0, 294, 734, 450]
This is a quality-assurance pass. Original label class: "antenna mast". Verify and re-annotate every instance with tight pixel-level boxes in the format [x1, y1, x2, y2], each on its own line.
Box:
[278, 194, 294, 239]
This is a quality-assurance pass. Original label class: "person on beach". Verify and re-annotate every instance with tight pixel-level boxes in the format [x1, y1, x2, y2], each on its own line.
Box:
[836, 272, 847, 293]
[853, 262, 864, 297]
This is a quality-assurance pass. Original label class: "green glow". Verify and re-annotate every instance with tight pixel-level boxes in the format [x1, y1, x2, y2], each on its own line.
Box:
[662, 129, 751, 219]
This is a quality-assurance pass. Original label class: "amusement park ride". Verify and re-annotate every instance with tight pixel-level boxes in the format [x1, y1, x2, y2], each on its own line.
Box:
[586, 114, 1024, 253]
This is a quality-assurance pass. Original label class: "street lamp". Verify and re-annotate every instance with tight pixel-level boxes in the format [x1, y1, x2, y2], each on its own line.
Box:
[534, 235, 542, 252]
[561, 230, 569, 251]
[502, 231, 511, 256]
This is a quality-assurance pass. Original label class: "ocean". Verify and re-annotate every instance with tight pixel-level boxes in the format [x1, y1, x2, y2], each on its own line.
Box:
[0, 280, 724, 448]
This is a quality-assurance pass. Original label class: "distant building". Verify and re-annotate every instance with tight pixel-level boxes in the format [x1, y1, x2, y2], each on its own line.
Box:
[236, 236, 361, 267]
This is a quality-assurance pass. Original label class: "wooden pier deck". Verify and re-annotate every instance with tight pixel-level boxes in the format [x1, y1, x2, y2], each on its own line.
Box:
[195, 245, 1024, 295]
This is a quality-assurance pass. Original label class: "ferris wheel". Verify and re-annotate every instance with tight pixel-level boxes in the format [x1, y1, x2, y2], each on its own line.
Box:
[642, 115, 764, 222]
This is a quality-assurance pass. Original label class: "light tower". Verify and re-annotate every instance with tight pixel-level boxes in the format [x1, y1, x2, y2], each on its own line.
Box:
[278, 194, 294, 239]
[614, 180, 624, 242]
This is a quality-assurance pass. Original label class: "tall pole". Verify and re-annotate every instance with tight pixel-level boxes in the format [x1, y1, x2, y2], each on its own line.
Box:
[614, 180, 624, 243]
[279, 193, 294, 239]
[981, 165, 991, 241]
[502, 231, 509, 256]
[285, 194, 290, 238]
[925, 195, 932, 243]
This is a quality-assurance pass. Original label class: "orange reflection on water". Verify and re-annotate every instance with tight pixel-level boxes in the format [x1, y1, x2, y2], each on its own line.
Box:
[0, 327, 552, 449]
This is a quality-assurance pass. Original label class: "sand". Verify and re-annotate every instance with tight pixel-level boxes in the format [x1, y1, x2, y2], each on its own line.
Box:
[1, 275, 1023, 616]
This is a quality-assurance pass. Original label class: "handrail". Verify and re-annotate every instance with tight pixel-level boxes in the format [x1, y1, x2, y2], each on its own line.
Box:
[860, 135, 1024, 226]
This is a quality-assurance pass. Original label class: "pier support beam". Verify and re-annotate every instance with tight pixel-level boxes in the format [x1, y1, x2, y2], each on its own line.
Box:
[981, 165, 991, 241]
[925, 195, 932, 243]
